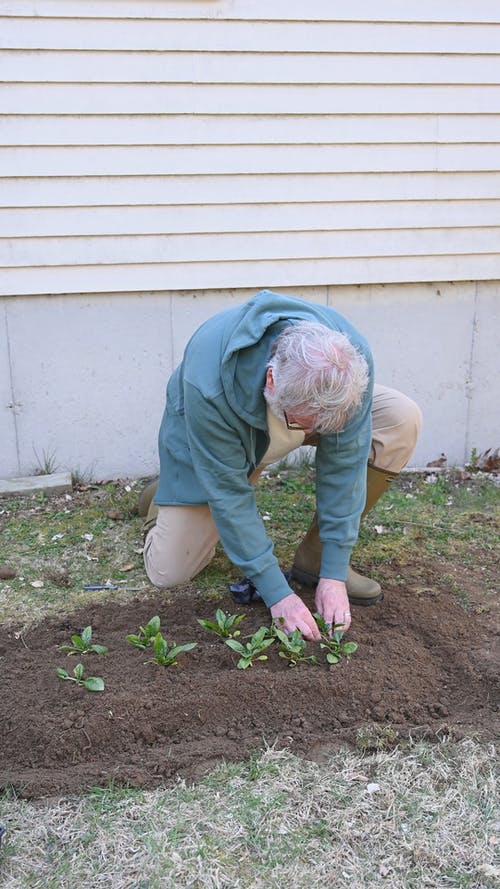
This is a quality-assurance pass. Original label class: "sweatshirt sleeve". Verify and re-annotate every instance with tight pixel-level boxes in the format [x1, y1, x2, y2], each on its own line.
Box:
[183, 382, 292, 607]
[315, 370, 374, 581]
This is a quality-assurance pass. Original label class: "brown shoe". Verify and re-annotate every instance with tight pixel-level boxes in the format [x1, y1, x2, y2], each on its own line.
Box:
[138, 478, 159, 540]
[291, 464, 398, 606]
[138, 478, 159, 518]
[291, 562, 383, 606]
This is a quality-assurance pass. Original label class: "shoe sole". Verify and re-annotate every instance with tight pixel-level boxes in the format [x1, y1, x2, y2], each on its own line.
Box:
[290, 566, 384, 607]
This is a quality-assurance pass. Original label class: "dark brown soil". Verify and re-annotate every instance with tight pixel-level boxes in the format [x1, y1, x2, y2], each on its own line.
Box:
[1, 563, 498, 799]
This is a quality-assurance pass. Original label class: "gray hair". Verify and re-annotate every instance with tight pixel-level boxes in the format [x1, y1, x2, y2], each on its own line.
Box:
[266, 321, 369, 434]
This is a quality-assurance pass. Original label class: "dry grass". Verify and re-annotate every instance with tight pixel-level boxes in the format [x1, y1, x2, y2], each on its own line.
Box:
[0, 740, 498, 888]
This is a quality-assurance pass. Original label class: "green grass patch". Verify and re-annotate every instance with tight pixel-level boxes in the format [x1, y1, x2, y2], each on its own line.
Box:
[0, 468, 498, 627]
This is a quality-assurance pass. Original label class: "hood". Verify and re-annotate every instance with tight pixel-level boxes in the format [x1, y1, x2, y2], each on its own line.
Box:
[219, 290, 358, 428]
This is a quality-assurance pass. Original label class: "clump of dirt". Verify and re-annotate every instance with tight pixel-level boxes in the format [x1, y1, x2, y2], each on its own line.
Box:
[1, 562, 498, 799]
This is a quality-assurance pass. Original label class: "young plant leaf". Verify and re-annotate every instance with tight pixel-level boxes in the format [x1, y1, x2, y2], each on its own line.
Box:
[224, 638, 246, 654]
[90, 644, 108, 655]
[313, 612, 331, 635]
[169, 643, 198, 658]
[342, 641, 358, 655]
[81, 626, 92, 647]
[83, 676, 105, 692]
[145, 616, 161, 636]
[125, 633, 148, 649]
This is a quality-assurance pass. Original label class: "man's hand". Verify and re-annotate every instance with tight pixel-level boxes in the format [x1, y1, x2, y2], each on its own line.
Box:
[270, 592, 321, 641]
[315, 578, 351, 633]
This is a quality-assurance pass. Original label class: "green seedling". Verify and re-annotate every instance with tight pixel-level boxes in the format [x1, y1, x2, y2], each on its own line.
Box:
[313, 612, 333, 637]
[197, 608, 245, 638]
[145, 632, 197, 667]
[272, 626, 319, 668]
[125, 615, 161, 650]
[59, 625, 108, 656]
[56, 662, 105, 692]
[313, 613, 358, 665]
[320, 633, 358, 665]
[225, 626, 274, 669]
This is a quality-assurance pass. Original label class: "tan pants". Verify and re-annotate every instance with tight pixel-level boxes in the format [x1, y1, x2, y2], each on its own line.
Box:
[144, 384, 422, 589]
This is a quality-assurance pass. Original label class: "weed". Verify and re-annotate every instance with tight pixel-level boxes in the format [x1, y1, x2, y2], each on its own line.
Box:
[56, 663, 105, 692]
[33, 445, 59, 476]
[272, 625, 319, 668]
[145, 632, 197, 667]
[468, 447, 479, 468]
[355, 723, 401, 752]
[71, 465, 96, 488]
[197, 608, 245, 638]
[59, 625, 108, 656]
[225, 626, 274, 669]
[125, 616, 161, 650]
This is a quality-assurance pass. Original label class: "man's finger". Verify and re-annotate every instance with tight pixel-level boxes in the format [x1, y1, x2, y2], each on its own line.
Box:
[301, 613, 321, 641]
[335, 608, 351, 632]
[297, 621, 316, 641]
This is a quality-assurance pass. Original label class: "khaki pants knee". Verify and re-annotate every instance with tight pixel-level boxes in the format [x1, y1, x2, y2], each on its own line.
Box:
[143, 505, 219, 588]
[370, 383, 422, 472]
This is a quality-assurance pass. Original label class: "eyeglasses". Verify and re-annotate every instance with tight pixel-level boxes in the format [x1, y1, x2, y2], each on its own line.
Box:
[283, 411, 309, 431]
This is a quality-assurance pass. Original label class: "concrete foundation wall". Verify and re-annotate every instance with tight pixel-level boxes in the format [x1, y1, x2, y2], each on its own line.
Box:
[1, 281, 499, 481]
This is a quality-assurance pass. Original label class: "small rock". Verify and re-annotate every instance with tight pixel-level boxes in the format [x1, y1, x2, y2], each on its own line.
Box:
[0, 564, 16, 580]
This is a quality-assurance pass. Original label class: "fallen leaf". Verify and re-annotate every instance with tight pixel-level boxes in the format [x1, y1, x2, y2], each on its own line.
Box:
[106, 510, 124, 521]
[30, 580, 44, 589]
[426, 452, 447, 468]
[119, 564, 135, 572]
[0, 564, 16, 580]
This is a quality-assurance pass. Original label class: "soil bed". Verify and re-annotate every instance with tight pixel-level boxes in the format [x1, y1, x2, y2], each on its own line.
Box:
[1, 565, 498, 799]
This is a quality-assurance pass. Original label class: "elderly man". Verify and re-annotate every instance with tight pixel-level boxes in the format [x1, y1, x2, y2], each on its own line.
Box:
[140, 290, 421, 641]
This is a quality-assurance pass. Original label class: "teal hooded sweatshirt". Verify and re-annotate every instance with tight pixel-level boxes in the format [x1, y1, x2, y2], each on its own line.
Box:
[155, 290, 374, 608]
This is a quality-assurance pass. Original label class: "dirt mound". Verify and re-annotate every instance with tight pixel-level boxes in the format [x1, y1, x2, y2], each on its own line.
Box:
[1, 573, 498, 798]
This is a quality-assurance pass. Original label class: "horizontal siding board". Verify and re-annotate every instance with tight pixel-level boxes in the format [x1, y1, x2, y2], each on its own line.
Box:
[1, 6, 499, 294]
[4, 172, 500, 208]
[3, 50, 500, 84]
[3, 20, 500, 54]
[5, 1, 500, 23]
[1, 254, 499, 298]
[2, 227, 499, 267]
[0, 114, 442, 146]
[3, 114, 500, 147]
[4, 200, 500, 238]
[3, 144, 500, 177]
[3, 84, 500, 115]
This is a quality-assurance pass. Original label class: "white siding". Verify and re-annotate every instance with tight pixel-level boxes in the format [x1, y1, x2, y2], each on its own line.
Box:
[1, 0, 500, 296]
